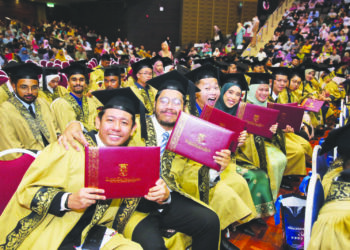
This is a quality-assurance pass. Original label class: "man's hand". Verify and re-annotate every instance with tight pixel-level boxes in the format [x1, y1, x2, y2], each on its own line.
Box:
[237, 130, 248, 147]
[58, 121, 88, 151]
[283, 125, 294, 133]
[270, 123, 278, 134]
[213, 149, 231, 171]
[68, 188, 106, 211]
[145, 179, 170, 204]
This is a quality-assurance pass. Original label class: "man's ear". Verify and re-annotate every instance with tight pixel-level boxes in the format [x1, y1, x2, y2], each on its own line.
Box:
[95, 116, 101, 130]
[130, 123, 137, 136]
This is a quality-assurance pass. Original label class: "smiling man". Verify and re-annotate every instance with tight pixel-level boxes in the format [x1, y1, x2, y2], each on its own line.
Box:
[268, 67, 291, 103]
[51, 62, 102, 132]
[185, 64, 221, 116]
[0, 88, 144, 249]
[125, 58, 158, 114]
[0, 62, 60, 160]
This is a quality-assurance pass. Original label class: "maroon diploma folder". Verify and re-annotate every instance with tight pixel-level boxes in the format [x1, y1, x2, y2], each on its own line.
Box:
[301, 98, 324, 113]
[85, 146, 160, 199]
[236, 102, 280, 139]
[267, 103, 305, 132]
[166, 111, 236, 171]
[200, 104, 246, 152]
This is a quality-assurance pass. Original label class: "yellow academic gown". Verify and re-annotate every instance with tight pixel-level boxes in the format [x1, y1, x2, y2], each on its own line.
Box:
[129, 83, 158, 115]
[0, 141, 141, 250]
[89, 65, 104, 92]
[51, 93, 102, 132]
[324, 80, 346, 102]
[0, 83, 13, 105]
[270, 96, 313, 176]
[0, 96, 59, 160]
[38, 85, 68, 104]
[125, 117, 221, 249]
[308, 158, 350, 250]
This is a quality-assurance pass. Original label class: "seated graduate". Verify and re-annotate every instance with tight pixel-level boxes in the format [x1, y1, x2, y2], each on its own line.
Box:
[0, 62, 60, 160]
[215, 72, 276, 220]
[244, 73, 288, 199]
[185, 64, 258, 238]
[38, 67, 68, 104]
[308, 123, 350, 250]
[57, 70, 222, 250]
[0, 88, 144, 249]
[269, 67, 313, 183]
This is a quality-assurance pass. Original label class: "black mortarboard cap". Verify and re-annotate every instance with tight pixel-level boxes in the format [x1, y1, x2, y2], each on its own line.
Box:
[269, 66, 291, 76]
[150, 55, 163, 66]
[131, 58, 152, 74]
[193, 57, 215, 66]
[60, 61, 92, 78]
[42, 67, 59, 91]
[4, 62, 42, 80]
[2, 61, 20, 77]
[148, 70, 200, 115]
[104, 66, 122, 77]
[147, 70, 200, 95]
[246, 73, 272, 85]
[120, 54, 130, 61]
[100, 53, 111, 61]
[289, 66, 305, 81]
[220, 72, 249, 91]
[185, 64, 219, 83]
[176, 64, 191, 75]
[319, 123, 350, 158]
[251, 57, 267, 67]
[92, 87, 146, 115]
[162, 57, 173, 68]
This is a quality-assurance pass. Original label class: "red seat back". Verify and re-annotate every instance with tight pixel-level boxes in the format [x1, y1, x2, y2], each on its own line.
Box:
[0, 154, 35, 214]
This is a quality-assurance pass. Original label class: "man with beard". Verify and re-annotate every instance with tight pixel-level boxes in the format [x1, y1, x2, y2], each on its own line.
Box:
[0, 88, 144, 249]
[58, 71, 226, 250]
[51, 62, 102, 132]
[0, 63, 60, 160]
[102, 66, 122, 90]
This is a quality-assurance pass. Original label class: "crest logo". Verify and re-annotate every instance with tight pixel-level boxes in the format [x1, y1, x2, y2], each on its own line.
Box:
[197, 133, 206, 144]
[118, 163, 128, 177]
[253, 114, 260, 123]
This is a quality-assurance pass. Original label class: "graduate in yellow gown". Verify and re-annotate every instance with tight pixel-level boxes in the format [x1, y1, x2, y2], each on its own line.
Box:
[128, 58, 158, 114]
[308, 123, 350, 250]
[0, 88, 146, 249]
[59, 72, 223, 250]
[269, 67, 312, 176]
[38, 67, 68, 104]
[0, 63, 60, 160]
[88, 53, 111, 92]
[51, 62, 102, 132]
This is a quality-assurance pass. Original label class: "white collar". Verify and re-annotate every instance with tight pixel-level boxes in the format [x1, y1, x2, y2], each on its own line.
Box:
[151, 115, 172, 146]
[96, 133, 106, 147]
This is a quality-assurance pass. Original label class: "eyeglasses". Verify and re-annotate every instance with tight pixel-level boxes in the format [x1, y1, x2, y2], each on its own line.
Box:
[138, 72, 152, 76]
[158, 97, 182, 106]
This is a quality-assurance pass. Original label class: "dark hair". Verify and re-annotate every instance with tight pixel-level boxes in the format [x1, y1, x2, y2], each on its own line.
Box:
[97, 108, 136, 126]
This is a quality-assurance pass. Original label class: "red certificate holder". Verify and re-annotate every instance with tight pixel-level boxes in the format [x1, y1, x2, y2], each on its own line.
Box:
[85, 146, 160, 199]
[166, 111, 236, 171]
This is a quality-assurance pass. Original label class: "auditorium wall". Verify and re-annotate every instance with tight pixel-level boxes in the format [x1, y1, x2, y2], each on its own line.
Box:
[181, 0, 258, 46]
[0, 0, 42, 25]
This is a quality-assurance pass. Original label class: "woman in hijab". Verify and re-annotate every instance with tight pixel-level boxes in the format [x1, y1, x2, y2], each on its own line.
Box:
[244, 73, 287, 199]
[215, 73, 280, 220]
[55, 49, 67, 62]
[18, 47, 30, 62]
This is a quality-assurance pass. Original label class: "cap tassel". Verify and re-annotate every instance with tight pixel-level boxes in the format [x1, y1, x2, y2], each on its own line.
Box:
[188, 80, 197, 115]
[139, 102, 147, 140]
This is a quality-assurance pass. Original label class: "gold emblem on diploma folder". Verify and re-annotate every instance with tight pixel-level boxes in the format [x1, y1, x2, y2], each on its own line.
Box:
[253, 114, 260, 123]
[118, 163, 128, 177]
[197, 133, 206, 145]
